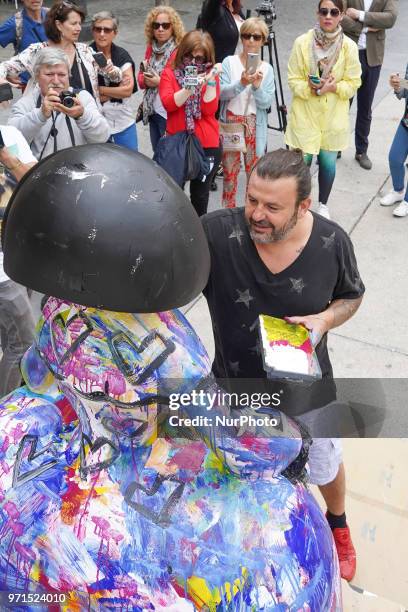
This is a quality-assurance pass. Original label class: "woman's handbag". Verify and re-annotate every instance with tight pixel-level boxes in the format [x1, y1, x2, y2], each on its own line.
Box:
[219, 91, 252, 153]
[153, 131, 210, 186]
[219, 121, 247, 152]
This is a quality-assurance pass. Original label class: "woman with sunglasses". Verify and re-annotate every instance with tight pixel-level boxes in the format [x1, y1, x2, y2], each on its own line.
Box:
[219, 17, 275, 208]
[0, 1, 122, 106]
[159, 30, 222, 217]
[138, 5, 185, 153]
[285, 0, 361, 219]
[90, 11, 138, 151]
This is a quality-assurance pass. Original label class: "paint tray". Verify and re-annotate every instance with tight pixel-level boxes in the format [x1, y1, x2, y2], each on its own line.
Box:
[259, 315, 322, 382]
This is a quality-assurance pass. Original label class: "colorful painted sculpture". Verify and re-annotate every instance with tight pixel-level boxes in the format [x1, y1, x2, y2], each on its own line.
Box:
[0, 146, 341, 610]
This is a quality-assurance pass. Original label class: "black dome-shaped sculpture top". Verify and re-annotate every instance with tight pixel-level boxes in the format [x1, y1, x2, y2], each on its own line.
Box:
[2, 144, 210, 312]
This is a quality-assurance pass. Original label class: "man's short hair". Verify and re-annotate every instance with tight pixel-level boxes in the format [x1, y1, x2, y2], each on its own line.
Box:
[251, 149, 312, 206]
[32, 47, 71, 79]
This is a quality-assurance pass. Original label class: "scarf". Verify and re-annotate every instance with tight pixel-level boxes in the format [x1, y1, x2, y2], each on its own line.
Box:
[142, 37, 177, 124]
[174, 57, 213, 133]
[310, 24, 343, 80]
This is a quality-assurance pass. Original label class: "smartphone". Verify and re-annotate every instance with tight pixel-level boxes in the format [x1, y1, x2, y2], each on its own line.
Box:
[0, 129, 4, 150]
[184, 65, 199, 89]
[308, 74, 321, 85]
[399, 78, 408, 89]
[246, 53, 259, 75]
[93, 52, 108, 68]
[140, 60, 148, 72]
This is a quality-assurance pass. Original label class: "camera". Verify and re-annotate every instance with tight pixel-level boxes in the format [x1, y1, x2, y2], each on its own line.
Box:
[183, 65, 199, 89]
[256, 0, 277, 31]
[59, 90, 76, 108]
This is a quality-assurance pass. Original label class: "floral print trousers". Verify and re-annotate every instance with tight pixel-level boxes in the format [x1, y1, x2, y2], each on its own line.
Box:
[222, 111, 257, 208]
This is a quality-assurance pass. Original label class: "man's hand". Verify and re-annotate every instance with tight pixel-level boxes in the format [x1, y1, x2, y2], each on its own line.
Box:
[346, 7, 360, 20]
[53, 95, 84, 119]
[284, 314, 330, 347]
[41, 87, 61, 118]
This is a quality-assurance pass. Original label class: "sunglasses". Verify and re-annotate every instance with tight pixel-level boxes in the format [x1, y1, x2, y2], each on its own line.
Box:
[185, 54, 206, 64]
[241, 33, 263, 42]
[318, 7, 341, 17]
[153, 22, 172, 30]
[93, 26, 115, 34]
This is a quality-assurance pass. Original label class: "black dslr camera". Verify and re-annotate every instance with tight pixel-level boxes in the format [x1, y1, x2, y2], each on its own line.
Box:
[59, 90, 76, 108]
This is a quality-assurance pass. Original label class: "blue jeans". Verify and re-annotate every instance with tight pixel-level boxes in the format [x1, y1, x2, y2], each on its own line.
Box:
[149, 113, 167, 153]
[389, 122, 408, 202]
[111, 123, 138, 151]
[304, 150, 338, 205]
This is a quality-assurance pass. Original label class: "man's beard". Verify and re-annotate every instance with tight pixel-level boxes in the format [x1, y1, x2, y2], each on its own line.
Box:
[246, 210, 298, 244]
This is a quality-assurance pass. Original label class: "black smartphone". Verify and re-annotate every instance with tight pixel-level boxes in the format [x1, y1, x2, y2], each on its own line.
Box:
[0, 83, 13, 103]
[0, 129, 4, 149]
[93, 52, 108, 68]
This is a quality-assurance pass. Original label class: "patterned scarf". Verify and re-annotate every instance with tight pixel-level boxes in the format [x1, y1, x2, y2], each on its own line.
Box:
[310, 24, 343, 80]
[174, 57, 213, 133]
[142, 37, 177, 124]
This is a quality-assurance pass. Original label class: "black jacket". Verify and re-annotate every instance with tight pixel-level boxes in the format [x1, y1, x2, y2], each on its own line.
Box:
[197, 0, 245, 63]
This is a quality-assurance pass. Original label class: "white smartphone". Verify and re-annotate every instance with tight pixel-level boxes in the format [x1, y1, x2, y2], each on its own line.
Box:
[399, 78, 408, 89]
[246, 53, 259, 75]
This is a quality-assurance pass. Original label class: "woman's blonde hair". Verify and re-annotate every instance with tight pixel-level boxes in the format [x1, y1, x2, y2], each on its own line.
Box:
[144, 6, 185, 45]
[240, 17, 269, 44]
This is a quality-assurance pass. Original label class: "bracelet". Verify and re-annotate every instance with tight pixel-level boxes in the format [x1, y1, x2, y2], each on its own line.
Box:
[6, 159, 22, 172]
[207, 80, 217, 86]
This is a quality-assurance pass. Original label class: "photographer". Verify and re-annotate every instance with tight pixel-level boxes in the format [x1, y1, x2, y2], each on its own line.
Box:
[8, 47, 110, 160]
[0, 125, 37, 396]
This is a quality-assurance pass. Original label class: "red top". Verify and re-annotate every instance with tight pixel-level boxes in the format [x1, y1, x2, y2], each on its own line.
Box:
[137, 45, 177, 90]
[159, 66, 220, 149]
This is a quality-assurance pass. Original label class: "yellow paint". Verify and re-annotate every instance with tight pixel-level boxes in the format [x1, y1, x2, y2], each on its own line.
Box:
[261, 315, 308, 348]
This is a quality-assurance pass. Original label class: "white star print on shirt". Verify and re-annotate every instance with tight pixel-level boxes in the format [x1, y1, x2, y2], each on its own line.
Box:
[235, 289, 254, 309]
[289, 278, 306, 294]
[228, 361, 240, 375]
[228, 227, 244, 245]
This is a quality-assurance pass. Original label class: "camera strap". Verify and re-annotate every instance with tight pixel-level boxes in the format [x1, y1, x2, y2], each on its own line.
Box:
[38, 111, 76, 160]
[75, 48, 87, 91]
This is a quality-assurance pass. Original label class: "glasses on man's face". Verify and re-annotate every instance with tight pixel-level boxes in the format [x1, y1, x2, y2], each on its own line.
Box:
[318, 7, 341, 17]
[93, 26, 115, 34]
[152, 22, 172, 31]
[241, 33, 263, 42]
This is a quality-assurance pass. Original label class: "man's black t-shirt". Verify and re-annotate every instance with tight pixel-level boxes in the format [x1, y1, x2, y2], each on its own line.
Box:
[202, 208, 365, 382]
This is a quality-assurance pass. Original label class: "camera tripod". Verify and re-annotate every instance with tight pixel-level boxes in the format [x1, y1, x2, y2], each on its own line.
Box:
[251, 0, 287, 133]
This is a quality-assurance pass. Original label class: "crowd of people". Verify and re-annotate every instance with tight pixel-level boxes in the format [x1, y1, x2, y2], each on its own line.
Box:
[0, 0, 403, 597]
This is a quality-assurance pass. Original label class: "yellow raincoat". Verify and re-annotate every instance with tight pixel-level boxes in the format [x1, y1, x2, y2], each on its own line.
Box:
[285, 29, 361, 155]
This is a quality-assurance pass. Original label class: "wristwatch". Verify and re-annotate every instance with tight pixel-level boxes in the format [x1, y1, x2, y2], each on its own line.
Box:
[316, 89, 322, 96]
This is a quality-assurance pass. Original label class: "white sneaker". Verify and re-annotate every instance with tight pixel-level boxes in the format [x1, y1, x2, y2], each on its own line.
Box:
[380, 190, 404, 206]
[393, 201, 408, 217]
[316, 203, 331, 219]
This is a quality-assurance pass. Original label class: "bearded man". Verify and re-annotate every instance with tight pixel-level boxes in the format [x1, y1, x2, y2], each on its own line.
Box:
[202, 147, 365, 582]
